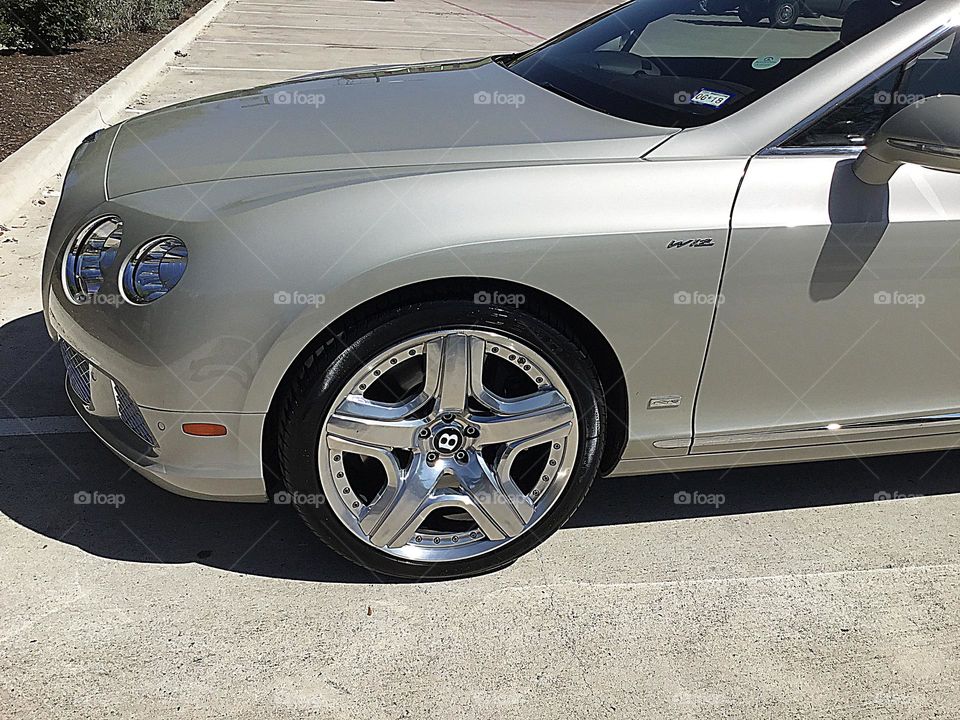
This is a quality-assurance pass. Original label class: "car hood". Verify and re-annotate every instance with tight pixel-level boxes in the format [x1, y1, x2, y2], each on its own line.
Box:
[107, 58, 677, 197]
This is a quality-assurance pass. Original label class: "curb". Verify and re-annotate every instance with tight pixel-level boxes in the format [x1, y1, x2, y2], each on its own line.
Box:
[0, 0, 232, 224]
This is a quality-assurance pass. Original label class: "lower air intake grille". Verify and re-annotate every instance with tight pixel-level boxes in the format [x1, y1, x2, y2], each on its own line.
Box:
[59, 340, 157, 447]
[114, 383, 157, 447]
[60, 341, 91, 406]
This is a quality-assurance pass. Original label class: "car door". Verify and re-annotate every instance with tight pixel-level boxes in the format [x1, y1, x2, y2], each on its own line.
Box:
[693, 29, 960, 453]
[805, 0, 843, 16]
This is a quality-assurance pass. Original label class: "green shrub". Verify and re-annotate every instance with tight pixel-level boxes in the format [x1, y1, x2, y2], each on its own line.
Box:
[86, 0, 132, 40]
[87, 0, 188, 41]
[135, 0, 189, 32]
[0, 0, 91, 53]
[0, 0, 190, 51]
[0, 19, 14, 48]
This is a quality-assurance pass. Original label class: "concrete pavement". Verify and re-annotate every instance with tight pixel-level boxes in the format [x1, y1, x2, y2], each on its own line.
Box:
[1, 1, 959, 718]
[131, 0, 590, 110]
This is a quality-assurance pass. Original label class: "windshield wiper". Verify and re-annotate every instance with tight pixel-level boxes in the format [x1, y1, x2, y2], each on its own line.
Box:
[540, 82, 610, 116]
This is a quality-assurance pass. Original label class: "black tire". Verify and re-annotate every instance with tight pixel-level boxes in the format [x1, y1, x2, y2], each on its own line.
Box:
[769, 1, 800, 27]
[277, 298, 606, 580]
[737, 1, 764, 24]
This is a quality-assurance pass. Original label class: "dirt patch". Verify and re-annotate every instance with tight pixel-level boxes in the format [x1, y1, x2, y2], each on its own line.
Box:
[0, 1, 209, 161]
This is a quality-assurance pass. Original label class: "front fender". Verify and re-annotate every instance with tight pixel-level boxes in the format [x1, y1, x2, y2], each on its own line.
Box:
[54, 158, 744, 457]
[223, 158, 746, 458]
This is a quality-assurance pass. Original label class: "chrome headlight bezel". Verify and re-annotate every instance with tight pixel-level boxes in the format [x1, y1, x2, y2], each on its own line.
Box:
[62, 216, 123, 304]
[120, 236, 189, 305]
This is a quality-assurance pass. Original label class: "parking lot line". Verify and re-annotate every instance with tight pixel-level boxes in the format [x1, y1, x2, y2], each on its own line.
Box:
[212, 23, 514, 38]
[193, 39, 513, 52]
[440, 0, 546, 39]
[0, 416, 88, 437]
[172, 65, 318, 72]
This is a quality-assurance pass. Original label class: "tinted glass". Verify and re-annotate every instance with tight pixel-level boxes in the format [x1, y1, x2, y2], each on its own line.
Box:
[503, 0, 925, 128]
[787, 31, 959, 147]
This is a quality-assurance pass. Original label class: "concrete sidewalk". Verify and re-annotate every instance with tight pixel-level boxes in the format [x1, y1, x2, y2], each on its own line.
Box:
[131, 0, 601, 110]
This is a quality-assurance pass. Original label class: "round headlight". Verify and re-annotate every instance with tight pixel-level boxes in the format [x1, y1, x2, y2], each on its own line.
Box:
[63, 216, 123, 303]
[121, 237, 188, 304]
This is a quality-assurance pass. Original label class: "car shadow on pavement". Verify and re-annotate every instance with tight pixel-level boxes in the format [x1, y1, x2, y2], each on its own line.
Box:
[569, 451, 960, 529]
[0, 312, 382, 584]
[2, 312, 960, 583]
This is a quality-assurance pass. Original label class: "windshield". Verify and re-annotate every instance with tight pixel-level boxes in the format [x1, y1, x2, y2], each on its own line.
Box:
[503, 0, 925, 128]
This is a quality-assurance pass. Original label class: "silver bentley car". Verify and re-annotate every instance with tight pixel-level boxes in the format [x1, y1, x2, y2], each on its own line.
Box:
[43, 0, 960, 577]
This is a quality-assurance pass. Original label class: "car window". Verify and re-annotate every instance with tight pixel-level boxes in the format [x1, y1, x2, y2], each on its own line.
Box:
[786, 30, 959, 148]
[502, 0, 926, 128]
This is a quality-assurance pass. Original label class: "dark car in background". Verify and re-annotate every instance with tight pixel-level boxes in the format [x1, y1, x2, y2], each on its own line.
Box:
[699, 0, 857, 28]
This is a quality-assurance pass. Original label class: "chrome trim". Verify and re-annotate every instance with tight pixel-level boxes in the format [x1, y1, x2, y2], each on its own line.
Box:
[62, 215, 123, 305]
[609, 428, 960, 478]
[653, 438, 691, 450]
[888, 137, 960, 159]
[761, 24, 955, 156]
[88, 365, 120, 419]
[120, 236, 188, 306]
[763, 146, 865, 157]
[694, 413, 960, 453]
[648, 395, 682, 410]
[60, 341, 92, 408]
[114, 382, 158, 448]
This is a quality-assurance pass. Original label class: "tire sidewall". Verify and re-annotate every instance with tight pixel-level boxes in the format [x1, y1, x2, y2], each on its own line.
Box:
[280, 299, 605, 579]
[771, 1, 799, 26]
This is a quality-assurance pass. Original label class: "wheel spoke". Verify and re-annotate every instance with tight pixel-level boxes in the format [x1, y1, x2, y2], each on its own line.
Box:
[327, 399, 427, 449]
[495, 422, 572, 500]
[327, 435, 402, 493]
[366, 454, 444, 548]
[433, 334, 478, 414]
[476, 387, 568, 417]
[458, 455, 531, 538]
[467, 336, 566, 417]
[473, 399, 575, 446]
[336, 392, 431, 423]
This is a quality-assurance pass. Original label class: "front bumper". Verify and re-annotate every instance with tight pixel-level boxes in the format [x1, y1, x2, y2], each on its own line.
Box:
[62, 340, 268, 503]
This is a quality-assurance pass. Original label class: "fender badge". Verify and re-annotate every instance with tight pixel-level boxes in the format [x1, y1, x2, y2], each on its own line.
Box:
[667, 238, 715, 249]
[648, 396, 682, 410]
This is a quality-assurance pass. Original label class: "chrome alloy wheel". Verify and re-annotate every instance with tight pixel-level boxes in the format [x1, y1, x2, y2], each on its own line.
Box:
[317, 329, 579, 562]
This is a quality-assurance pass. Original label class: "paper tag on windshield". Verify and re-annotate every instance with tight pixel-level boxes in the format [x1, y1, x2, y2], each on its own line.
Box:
[691, 89, 731, 108]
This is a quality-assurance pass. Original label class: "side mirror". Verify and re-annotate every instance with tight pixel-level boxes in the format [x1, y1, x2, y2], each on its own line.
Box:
[854, 94, 960, 185]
